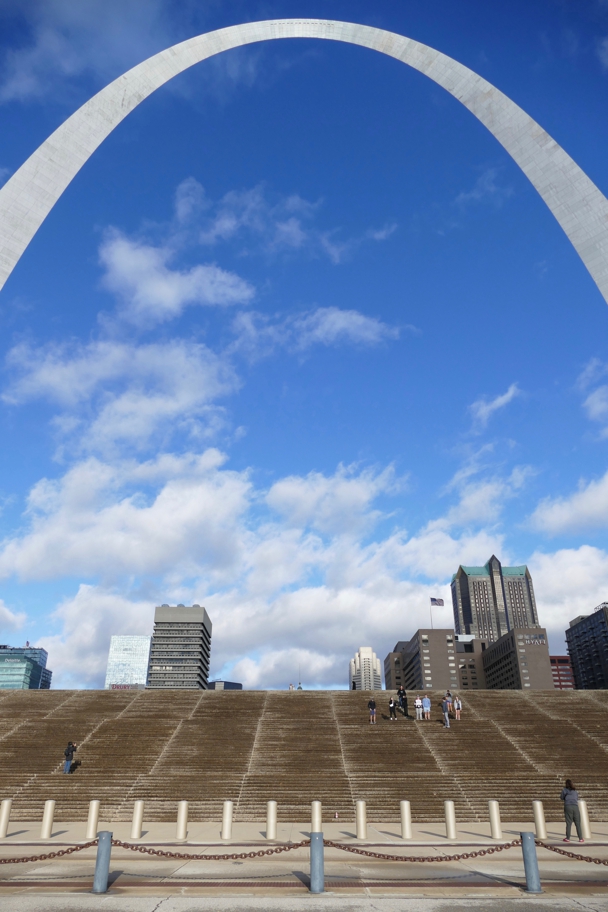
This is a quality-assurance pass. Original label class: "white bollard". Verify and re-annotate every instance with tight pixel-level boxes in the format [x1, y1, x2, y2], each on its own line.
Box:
[130, 800, 144, 840]
[488, 800, 502, 840]
[40, 800, 55, 839]
[221, 800, 233, 840]
[176, 801, 188, 841]
[444, 800, 456, 840]
[400, 800, 412, 840]
[266, 801, 277, 840]
[356, 800, 367, 840]
[311, 800, 322, 833]
[85, 800, 100, 840]
[532, 800, 547, 840]
[579, 799, 592, 840]
[0, 799, 12, 838]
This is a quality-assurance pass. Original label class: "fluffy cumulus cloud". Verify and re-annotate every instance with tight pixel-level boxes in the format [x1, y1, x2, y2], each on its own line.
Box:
[0, 598, 26, 634]
[529, 470, 608, 535]
[529, 546, 608, 634]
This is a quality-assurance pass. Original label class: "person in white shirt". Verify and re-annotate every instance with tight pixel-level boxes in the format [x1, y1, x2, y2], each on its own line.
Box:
[414, 695, 423, 721]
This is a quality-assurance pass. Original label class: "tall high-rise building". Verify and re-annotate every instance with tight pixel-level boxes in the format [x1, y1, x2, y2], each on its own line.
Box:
[451, 555, 539, 642]
[349, 647, 382, 691]
[0, 645, 52, 689]
[566, 604, 608, 689]
[104, 636, 151, 689]
[147, 604, 212, 689]
[550, 656, 575, 690]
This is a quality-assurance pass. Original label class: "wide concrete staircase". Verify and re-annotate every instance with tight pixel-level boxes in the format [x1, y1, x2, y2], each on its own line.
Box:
[1, 689, 607, 822]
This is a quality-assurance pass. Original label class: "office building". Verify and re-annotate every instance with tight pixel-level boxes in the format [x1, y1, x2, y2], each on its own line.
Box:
[566, 604, 608, 689]
[208, 680, 242, 690]
[349, 647, 382, 691]
[147, 604, 212, 689]
[481, 627, 553, 690]
[0, 646, 52, 689]
[451, 555, 539, 642]
[384, 642, 409, 690]
[104, 636, 151, 689]
[455, 634, 487, 689]
[550, 656, 575, 690]
[386, 630, 459, 692]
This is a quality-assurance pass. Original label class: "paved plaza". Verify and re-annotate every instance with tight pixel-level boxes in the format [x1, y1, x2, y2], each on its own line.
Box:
[1, 820, 608, 908]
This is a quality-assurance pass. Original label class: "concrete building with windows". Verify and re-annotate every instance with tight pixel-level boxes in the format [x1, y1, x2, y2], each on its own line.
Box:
[454, 634, 487, 689]
[349, 647, 382, 691]
[451, 556, 539, 642]
[147, 604, 212, 689]
[481, 627, 553, 690]
[566, 604, 608, 689]
[386, 630, 459, 692]
[0, 646, 52, 689]
[104, 635, 151, 689]
[551, 655, 575, 690]
[208, 681, 242, 690]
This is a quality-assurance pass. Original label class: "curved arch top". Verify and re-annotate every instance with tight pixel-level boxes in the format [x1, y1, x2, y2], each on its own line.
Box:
[1, 18, 607, 301]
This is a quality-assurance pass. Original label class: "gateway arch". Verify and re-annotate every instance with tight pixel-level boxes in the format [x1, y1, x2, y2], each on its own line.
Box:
[1, 18, 608, 302]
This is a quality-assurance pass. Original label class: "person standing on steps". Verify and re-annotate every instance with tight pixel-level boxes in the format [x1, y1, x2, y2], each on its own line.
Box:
[368, 697, 377, 724]
[414, 695, 423, 720]
[454, 695, 462, 721]
[422, 695, 431, 720]
[388, 697, 397, 721]
[63, 741, 77, 773]
[397, 684, 406, 711]
[441, 696, 451, 729]
[561, 779, 584, 842]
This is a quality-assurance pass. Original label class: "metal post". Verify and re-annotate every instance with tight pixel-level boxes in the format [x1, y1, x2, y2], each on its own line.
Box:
[266, 800, 277, 840]
[520, 831, 542, 894]
[532, 800, 547, 840]
[311, 800, 322, 834]
[176, 800, 188, 841]
[355, 800, 367, 840]
[85, 800, 100, 840]
[92, 830, 113, 894]
[130, 800, 144, 840]
[221, 800, 233, 840]
[40, 800, 55, 839]
[444, 800, 456, 840]
[488, 799, 502, 840]
[579, 799, 592, 840]
[0, 799, 12, 839]
[309, 831, 324, 893]
[400, 800, 412, 839]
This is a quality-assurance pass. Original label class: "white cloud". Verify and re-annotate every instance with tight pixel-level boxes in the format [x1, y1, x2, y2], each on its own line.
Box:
[529, 545, 608, 649]
[266, 464, 399, 535]
[530, 469, 608, 535]
[597, 36, 608, 70]
[99, 230, 254, 328]
[455, 168, 514, 208]
[4, 339, 238, 451]
[0, 0, 171, 103]
[577, 359, 608, 436]
[0, 598, 26, 634]
[469, 382, 521, 428]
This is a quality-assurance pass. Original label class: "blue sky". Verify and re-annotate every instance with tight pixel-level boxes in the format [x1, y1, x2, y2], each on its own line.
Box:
[1, 0, 608, 688]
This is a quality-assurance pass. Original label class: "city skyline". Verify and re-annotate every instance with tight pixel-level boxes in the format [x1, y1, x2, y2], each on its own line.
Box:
[0, 1, 608, 688]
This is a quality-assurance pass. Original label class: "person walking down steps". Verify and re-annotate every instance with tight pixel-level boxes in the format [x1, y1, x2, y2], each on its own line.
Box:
[561, 779, 584, 843]
[389, 697, 397, 721]
[63, 741, 77, 774]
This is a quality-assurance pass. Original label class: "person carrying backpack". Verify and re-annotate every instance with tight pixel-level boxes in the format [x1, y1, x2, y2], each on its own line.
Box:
[63, 741, 77, 774]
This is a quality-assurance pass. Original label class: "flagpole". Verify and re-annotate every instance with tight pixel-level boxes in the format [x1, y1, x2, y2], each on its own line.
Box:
[430, 597, 433, 630]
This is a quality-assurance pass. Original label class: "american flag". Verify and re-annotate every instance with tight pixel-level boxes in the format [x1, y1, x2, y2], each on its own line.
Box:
[430, 598, 444, 606]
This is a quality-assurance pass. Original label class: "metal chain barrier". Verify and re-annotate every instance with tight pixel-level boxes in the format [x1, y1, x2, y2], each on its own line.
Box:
[323, 838, 522, 862]
[111, 838, 310, 861]
[536, 840, 608, 866]
[0, 840, 98, 865]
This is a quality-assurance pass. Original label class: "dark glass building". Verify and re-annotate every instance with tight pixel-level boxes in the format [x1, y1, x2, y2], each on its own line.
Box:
[451, 555, 539, 642]
[566, 604, 608, 689]
[147, 604, 212, 689]
[0, 646, 52, 689]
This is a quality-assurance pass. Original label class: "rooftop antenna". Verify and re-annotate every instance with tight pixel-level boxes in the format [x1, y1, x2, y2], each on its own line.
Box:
[297, 664, 302, 690]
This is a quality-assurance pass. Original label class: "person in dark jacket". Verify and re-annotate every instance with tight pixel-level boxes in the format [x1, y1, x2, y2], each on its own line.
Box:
[63, 741, 77, 774]
[388, 697, 397, 721]
[560, 778, 584, 842]
[368, 698, 377, 724]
